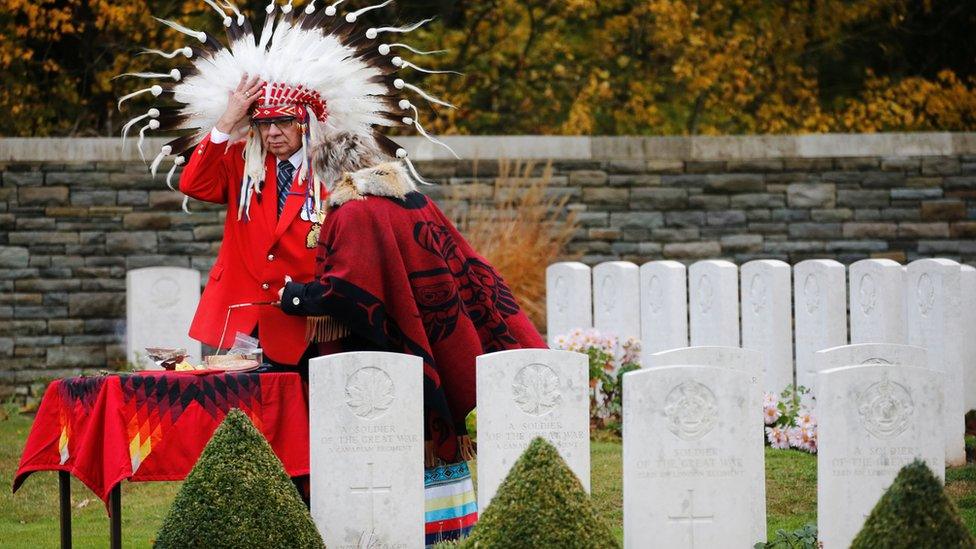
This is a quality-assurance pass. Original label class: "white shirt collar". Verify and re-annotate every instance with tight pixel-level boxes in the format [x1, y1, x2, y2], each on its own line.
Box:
[278, 148, 304, 171]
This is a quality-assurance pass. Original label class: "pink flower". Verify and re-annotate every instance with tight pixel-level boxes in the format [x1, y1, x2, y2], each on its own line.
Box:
[797, 409, 817, 429]
[798, 424, 818, 453]
[787, 425, 818, 453]
[786, 426, 804, 447]
[766, 426, 790, 449]
[763, 403, 782, 425]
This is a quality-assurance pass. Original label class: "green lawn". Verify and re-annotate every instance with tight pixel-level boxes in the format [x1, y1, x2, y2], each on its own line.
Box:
[2, 408, 973, 547]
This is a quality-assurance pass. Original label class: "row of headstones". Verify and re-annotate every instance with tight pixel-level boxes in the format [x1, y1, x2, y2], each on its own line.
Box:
[547, 258, 974, 466]
[305, 345, 942, 548]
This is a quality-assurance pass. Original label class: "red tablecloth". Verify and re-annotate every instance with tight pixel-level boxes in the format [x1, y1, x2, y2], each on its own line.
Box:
[13, 371, 309, 504]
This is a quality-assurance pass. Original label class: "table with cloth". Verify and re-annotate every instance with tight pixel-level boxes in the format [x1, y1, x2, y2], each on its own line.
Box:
[13, 369, 478, 548]
[13, 370, 309, 548]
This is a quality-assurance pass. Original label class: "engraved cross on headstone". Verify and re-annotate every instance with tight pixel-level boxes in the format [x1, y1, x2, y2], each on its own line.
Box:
[667, 489, 714, 549]
[349, 462, 392, 531]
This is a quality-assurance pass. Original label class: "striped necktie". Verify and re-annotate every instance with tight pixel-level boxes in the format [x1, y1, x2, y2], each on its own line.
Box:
[277, 160, 296, 218]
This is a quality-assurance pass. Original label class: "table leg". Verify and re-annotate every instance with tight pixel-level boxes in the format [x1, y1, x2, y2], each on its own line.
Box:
[109, 484, 121, 549]
[59, 472, 71, 549]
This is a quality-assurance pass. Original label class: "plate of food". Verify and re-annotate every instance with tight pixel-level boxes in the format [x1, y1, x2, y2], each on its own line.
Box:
[204, 354, 261, 373]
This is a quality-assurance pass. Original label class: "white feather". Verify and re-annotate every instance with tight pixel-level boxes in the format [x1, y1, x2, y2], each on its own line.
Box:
[202, 0, 227, 18]
[325, 0, 345, 16]
[150, 146, 172, 177]
[396, 59, 462, 76]
[139, 47, 193, 59]
[117, 85, 163, 109]
[218, 0, 244, 22]
[380, 43, 447, 56]
[115, 71, 181, 81]
[398, 81, 455, 109]
[121, 108, 159, 148]
[154, 18, 207, 42]
[345, 0, 391, 23]
[368, 18, 434, 36]
[407, 104, 459, 159]
[403, 157, 432, 186]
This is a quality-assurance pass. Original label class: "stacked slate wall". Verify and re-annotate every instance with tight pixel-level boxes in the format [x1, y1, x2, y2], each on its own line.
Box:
[1, 134, 974, 399]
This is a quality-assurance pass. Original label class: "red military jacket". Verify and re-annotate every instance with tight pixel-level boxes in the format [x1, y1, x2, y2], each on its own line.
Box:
[179, 135, 319, 364]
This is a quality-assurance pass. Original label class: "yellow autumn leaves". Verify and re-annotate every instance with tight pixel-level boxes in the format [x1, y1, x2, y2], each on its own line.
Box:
[1, 0, 973, 136]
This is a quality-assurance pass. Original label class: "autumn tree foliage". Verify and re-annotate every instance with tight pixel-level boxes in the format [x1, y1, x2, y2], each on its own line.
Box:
[2, 0, 974, 136]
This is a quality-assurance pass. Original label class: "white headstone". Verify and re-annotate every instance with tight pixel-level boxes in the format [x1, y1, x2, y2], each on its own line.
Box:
[593, 261, 641, 347]
[815, 343, 928, 378]
[817, 363, 944, 548]
[741, 260, 794, 394]
[648, 346, 761, 378]
[623, 364, 766, 548]
[639, 261, 688, 362]
[906, 258, 966, 466]
[849, 259, 906, 345]
[126, 267, 202, 368]
[688, 260, 740, 347]
[476, 349, 590, 511]
[962, 265, 976, 413]
[793, 260, 848, 393]
[309, 352, 425, 549]
[546, 262, 593, 345]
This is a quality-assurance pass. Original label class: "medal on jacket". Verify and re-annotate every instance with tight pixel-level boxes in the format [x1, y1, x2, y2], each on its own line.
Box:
[306, 211, 325, 249]
[302, 192, 322, 222]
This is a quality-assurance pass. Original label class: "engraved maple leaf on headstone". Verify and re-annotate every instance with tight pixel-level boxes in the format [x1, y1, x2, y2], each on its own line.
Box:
[512, 364, 562, 416]
[345, 367, 396, 419]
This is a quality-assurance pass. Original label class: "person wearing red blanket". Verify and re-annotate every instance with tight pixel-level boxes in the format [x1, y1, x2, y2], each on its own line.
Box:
[277, 162, 548, 464]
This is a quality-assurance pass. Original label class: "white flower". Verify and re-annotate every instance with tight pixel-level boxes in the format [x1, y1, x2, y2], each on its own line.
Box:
[786, 426, 804, 448]
[766, 426, 790, 449]
[763, 404, 782, 425]
[797, 409, 817, 428]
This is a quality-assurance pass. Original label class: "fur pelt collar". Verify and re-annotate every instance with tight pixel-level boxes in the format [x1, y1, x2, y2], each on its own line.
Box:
[328, 161, 419, 208]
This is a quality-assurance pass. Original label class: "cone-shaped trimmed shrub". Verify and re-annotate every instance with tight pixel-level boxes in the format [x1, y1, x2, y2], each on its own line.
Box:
[851, 459, 975, 548]
[464, 437, 618, 548]
[155, 409, 324, 548]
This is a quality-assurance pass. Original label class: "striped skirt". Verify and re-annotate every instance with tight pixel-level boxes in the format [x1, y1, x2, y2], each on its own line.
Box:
[425, 462, 478, 547]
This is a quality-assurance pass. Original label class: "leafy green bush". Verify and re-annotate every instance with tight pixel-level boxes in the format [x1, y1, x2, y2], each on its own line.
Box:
[755, 523, 817, 548]
[463, 437, 618, 548]
[155, 409, 324, 548]
[851, 460, 975, 548]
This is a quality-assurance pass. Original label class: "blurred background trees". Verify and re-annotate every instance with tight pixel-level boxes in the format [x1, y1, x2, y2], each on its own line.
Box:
[2, 0, 974, 136]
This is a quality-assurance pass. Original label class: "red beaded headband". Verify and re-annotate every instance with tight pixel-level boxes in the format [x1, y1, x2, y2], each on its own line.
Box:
[250, 82, 327, 122]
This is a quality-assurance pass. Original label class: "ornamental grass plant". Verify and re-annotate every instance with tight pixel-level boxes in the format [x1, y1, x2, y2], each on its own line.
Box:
[450, 160, 581, 331]
[154, 409, 324, 548]
[851, 460, 975, 548]
[463, 437, 618, 548]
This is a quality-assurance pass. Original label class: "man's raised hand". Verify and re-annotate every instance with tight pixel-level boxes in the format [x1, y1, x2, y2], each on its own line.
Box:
[215, 73, 263, 133]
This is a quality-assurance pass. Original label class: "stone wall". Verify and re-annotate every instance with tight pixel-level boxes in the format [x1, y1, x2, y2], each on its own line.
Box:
[1, 133, 975, 399]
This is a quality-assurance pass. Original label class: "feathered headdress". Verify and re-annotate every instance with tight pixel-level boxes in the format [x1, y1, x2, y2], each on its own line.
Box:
[118, 0, 458, 219]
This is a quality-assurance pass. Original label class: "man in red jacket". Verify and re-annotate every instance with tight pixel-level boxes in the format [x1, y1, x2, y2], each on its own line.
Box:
[179, 74, 325, 371]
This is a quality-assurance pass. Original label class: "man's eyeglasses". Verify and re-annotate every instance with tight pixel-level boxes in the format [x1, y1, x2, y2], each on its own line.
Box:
[252, 117, 297, 131]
